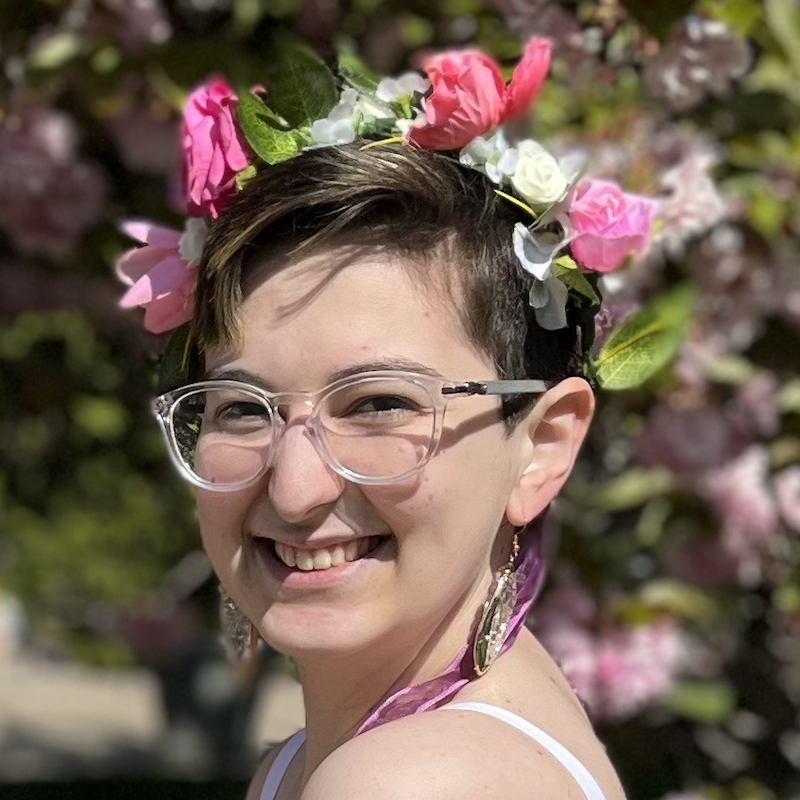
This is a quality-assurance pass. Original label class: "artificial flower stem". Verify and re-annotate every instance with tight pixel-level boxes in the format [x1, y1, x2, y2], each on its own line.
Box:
[181, 329, 194, 371]
[494, 190, 538, 221]
[360, 136, 404, 150]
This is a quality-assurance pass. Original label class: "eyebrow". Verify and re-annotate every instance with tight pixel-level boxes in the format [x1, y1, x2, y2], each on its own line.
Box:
[205, 358, 445, 392]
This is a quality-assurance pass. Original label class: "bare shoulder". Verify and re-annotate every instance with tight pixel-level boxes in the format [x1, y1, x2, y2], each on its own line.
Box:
[246, 735, 295, 800]
[301, 708, 612, 800]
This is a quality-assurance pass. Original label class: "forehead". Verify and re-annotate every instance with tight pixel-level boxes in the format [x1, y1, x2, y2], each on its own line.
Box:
[204, 246, 492, 386]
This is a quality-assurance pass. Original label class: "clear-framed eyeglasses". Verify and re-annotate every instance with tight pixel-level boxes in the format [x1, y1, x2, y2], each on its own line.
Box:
[152, 370, 551, 491]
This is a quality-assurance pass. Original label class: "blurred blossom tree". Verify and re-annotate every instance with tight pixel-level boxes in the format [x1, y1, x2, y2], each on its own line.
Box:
[0, 0, 798, 796]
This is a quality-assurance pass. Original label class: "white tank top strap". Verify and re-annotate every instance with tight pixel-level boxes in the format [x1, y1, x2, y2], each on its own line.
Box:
[260, 729, 306, 800]
[441, 702, 609, 800]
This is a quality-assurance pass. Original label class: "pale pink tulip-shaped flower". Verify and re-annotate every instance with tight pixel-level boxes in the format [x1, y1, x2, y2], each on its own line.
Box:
[116, 221, 198, 334]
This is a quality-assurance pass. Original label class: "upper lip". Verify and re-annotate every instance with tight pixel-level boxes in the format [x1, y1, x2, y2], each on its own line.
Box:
[250, 532, 389, 550]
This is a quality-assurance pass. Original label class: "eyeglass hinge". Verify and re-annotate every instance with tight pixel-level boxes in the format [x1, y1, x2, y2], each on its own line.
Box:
[441, 382, 487, 397]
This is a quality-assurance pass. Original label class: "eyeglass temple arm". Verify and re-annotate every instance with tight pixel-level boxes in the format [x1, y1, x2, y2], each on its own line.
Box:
[441, 379, 551, 398]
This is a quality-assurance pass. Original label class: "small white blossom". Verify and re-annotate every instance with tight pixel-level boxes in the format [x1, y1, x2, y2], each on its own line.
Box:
[529, 275, 569, 330]
[511, 139, 568, 207]
[512, 222, 569, 280]
[513, 223, 573, 330]
[395, 118, 414, 137]
[178, 217, 208, 267]
[376, 73, 430, 103]
[460, 131, 518, 185]
[308, 88, 358, 147]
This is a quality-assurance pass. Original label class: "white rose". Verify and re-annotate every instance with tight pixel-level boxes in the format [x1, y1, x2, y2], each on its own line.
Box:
[511, 140, 568, 207]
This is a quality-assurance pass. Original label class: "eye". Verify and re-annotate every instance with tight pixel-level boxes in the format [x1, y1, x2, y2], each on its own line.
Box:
[216, 401, 270, 421]
[344, 395, 419, 416]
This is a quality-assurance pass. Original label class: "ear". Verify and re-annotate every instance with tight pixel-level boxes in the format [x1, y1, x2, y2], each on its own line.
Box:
[505, 377, 595, 527]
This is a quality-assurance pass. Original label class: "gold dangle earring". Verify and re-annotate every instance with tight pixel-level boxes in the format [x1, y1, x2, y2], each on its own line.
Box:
[219, 586, 259, 666]
[473, 531, 520, 677]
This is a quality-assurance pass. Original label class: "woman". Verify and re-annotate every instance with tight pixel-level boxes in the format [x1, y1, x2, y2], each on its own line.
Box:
[123, 38, 655, 800]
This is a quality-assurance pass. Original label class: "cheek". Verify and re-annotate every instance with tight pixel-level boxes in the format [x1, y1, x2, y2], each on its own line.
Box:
[363, 430, 515, 546]
[196, 490, 252, 560]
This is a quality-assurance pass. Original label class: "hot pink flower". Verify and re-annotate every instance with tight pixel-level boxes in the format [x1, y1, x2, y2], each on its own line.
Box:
[408, 38, 551, 151]
[116, 221, 196, 334]
[569, 180, 659, 273]
[699, 445, 780, 566]
[182, 78, 253, 219]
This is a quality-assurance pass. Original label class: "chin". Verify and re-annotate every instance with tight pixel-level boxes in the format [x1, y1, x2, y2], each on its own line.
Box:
[257, 601, 390, 660]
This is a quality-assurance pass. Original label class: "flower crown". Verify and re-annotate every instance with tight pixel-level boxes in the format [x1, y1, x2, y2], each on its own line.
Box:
[117, 40, 682, 390]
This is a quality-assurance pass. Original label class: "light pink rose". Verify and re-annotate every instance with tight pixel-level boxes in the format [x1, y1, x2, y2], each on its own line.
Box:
[182, 78, 253, 219]
[569, 180, 659, 273]
[408, 38, 551, 151]
[116, 221, 196, 334]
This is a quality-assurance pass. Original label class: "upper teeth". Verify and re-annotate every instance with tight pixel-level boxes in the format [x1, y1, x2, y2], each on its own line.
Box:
[274, 537, 379, 571]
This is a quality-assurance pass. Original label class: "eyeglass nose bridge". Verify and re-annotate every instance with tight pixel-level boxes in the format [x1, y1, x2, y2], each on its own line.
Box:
[263, 401, 343, 480]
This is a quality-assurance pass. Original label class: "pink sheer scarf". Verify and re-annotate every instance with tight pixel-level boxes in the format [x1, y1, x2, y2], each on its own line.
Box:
[355, 513, 551, 734]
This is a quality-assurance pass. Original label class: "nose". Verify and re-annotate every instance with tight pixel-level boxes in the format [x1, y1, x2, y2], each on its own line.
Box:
[267, 418, 346, 524]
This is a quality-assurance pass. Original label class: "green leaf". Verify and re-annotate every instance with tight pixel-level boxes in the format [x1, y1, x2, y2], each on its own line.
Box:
[552, 260, 600, 304]
[269, 44, 337, 128]
[778, 378, 800, 413]
[766, 0, 800, 78]
[358, 117, 401, 139]
[663, 681, 737, 724]
[577, 468, 677, 511]
[703, 0, 761, 37]
[28, 32, 85, 70]
[158, 324, 200, 393]
[237, 91, 303, 165]
[638, 579, 716, 622]
[595, 283, 695, 390]
[618, 0, 697, 41]
[235, 164, 259, 191]
[336, 42, 380, 94]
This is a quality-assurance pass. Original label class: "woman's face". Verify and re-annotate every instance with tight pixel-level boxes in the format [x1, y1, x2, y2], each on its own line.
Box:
[197, 248, 537, 660]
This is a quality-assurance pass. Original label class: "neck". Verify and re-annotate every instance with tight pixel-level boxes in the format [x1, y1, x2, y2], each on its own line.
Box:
[293, 577, 487, 787]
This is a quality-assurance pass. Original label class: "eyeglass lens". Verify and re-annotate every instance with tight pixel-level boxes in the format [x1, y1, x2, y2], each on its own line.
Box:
[169, 376, 438, 487]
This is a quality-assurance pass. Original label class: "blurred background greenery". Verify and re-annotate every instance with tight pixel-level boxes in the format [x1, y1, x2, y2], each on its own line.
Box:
[1, 0, 799, 798]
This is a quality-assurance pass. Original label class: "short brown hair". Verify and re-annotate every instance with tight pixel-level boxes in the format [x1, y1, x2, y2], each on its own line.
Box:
[192, 142, 583, 424]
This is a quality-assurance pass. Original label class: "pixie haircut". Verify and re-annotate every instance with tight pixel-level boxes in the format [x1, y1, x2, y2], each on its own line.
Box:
[192, 142, 583, 424]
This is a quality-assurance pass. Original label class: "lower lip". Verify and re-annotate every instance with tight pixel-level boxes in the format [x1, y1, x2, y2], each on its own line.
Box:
[252, 537, 394, 589]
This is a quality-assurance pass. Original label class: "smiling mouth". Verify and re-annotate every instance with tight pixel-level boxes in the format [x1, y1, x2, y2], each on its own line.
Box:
[260, 535, 392, 572]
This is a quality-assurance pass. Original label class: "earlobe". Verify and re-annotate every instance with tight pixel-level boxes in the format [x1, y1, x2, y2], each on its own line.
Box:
[505, 377, 595, 528]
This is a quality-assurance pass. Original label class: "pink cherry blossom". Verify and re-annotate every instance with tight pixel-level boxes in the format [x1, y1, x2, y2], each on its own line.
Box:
[534, 577, 685, 722]
[408, 38, 551, 151]
[569, 179, 659, 273]
[182, 78, 253, 219]
[775, 466, 800, 532]
[655, 144, 730, 258]
[0, 107, 107, 258]
[116, 221, 196, 334]
[699, 445, 780, 567]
